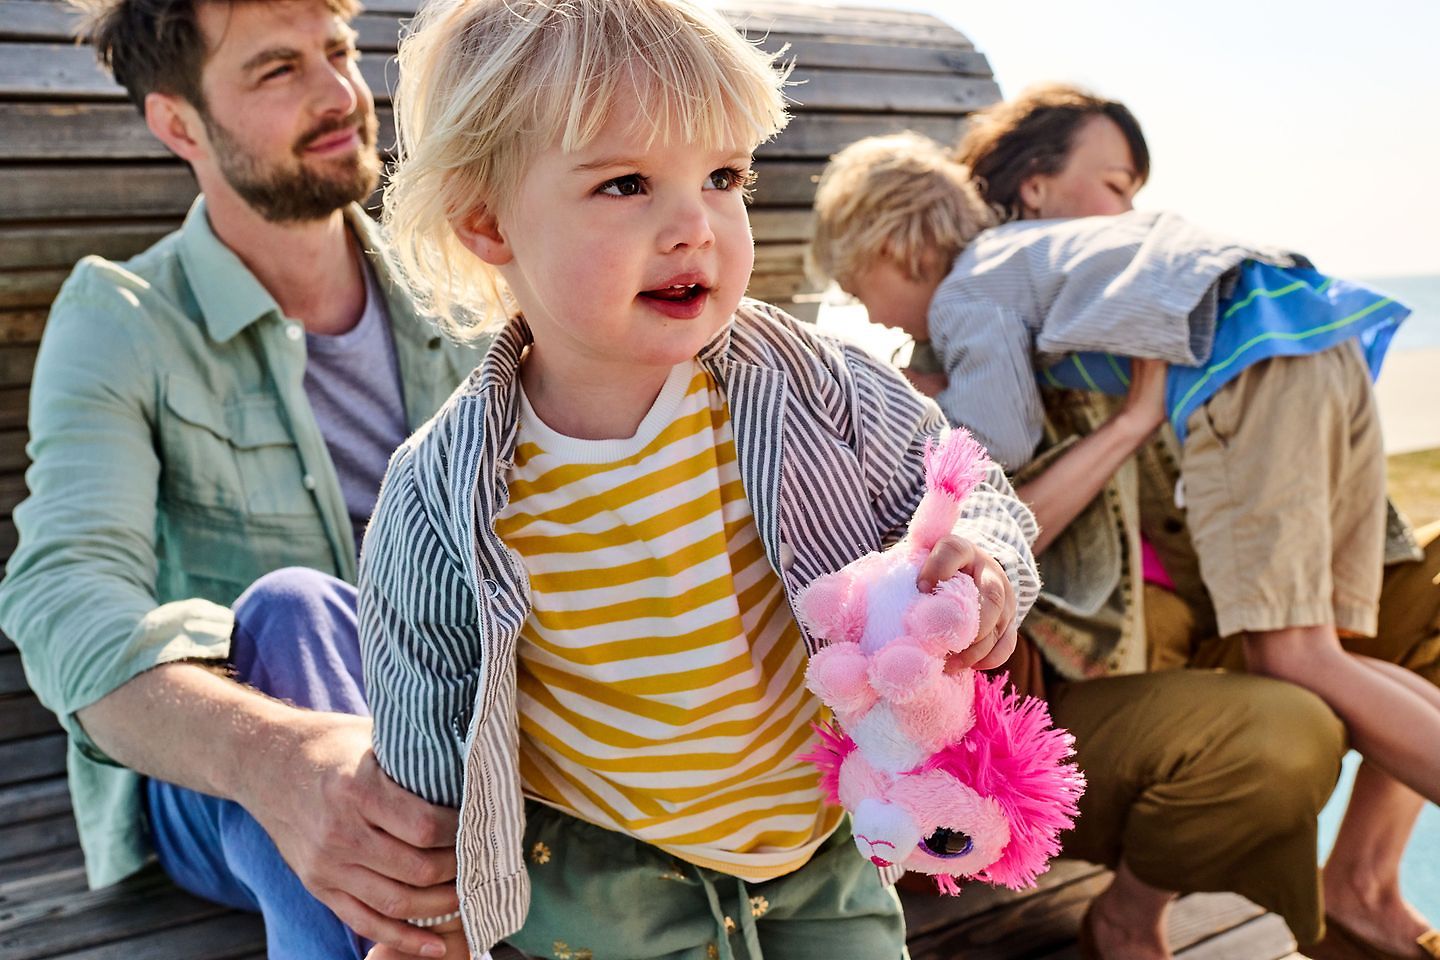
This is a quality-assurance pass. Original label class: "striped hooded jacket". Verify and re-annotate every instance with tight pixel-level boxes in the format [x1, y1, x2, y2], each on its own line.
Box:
[358, 299, 1040, 951]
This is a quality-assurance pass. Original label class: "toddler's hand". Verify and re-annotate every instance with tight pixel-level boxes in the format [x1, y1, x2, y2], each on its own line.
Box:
[365, 918, 472, 960]
[916, 535, 1017, 672]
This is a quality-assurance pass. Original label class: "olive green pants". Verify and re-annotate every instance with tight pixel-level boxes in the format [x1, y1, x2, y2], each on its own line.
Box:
[1055, 521, 1440, 947]
[507, 802, 907, 960]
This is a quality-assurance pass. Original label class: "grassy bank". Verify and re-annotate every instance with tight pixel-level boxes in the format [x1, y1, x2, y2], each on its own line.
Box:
[1389, 447, 1440, 527]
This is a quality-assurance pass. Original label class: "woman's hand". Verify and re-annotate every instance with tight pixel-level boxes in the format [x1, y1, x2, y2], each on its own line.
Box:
[916, 535, 1017, 671]
[1118, 357, 1168, 436]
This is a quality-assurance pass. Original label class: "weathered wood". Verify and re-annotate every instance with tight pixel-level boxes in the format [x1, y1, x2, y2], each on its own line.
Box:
[789, 67, 1001, 114]
[901, 860, 1105, 941]
[0, 734, 66, 786]
[0, 103, 969, 164]
[0, 313, 48, 346]
[0, 389, 30, 432]
[748, 208, 815, 243]
[1175, 912, 1296, 959]
[0, 274, 68, 311]
[0, 472, 31, 517]
[0, 432, 28, 472]
[0, 222, 177, 272]
[0, 347, 39, 388]
[1166, 893, 1267, 950]
[0, 846, 86, 897]
[0, 651, 30, 696]
[907, 867, 1110, 959]
[0, 163, 196, 221]
[725, 5, 970, 46]
[0, 867, 233, 960]
[39, 912, 267, 960]
[751, 34, 990, 75]
[0, 777, 68, 826]
[0, 811, 78, 863]
[0, 698, 61, 745]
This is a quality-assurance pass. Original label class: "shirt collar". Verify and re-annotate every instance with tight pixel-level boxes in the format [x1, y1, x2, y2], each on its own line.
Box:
[177, 196, 384, 344]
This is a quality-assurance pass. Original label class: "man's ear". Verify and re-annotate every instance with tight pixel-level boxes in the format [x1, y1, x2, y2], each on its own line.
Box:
[1017, 174, 1048, 219]
[144, 92, 207, 165]
[452, 203, 513, 266]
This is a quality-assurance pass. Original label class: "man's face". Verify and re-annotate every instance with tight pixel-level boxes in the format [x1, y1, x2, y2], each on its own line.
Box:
[193, 0, 379, 222]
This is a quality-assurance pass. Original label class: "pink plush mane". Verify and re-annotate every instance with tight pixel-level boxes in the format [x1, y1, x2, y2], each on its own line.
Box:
[923, 674, 1085, 889]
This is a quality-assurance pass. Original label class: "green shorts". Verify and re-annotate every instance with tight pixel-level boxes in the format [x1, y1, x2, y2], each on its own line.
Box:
[506, 801, 908, 960]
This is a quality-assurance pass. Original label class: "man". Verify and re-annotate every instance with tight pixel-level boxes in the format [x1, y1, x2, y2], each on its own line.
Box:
[0, 0, 483, 956]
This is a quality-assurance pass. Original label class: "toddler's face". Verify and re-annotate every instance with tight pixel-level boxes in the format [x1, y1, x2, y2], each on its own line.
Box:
[486, 98, 757, 381]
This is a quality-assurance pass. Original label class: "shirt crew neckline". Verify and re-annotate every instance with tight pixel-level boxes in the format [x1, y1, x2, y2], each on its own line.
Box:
[304, 253, 383, 355]
[516, 360, 695, 465]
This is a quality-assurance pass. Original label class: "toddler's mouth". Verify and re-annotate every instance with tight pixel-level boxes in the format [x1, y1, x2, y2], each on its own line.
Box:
[640, 283, 707, 303]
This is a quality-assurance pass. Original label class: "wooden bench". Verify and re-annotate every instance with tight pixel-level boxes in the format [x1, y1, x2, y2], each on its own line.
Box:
[0, 1, 1303, 956]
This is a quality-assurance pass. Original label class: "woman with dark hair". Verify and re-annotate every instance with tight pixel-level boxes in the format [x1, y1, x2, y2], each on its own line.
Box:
[953, 84, 1440, 960]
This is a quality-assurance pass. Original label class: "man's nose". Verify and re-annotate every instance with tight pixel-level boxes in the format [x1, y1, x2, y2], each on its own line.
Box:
[312, 57, 361, 116]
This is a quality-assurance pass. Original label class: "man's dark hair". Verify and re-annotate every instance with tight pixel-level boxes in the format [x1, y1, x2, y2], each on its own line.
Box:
[75, 0, 360, 116]
[956, 83, 1151, 223]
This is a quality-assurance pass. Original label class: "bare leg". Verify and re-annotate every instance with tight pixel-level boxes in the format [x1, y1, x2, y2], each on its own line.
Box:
[1087, 861, 1176, 960]
[1242, 626, 1440, 804]
[1323, 760, 1432, 955]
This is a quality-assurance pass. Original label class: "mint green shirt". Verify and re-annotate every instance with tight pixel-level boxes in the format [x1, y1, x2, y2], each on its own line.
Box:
[0, 198, 483, 888]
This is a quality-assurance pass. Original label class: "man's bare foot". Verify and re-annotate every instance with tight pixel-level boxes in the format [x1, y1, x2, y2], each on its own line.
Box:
[1084, 863, 1175, 960]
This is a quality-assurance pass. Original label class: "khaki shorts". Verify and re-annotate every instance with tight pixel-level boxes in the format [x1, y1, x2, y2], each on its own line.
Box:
[1180, 342, 1386, 638]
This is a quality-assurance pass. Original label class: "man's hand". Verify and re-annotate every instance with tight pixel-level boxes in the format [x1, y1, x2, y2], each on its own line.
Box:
[243, 713, 462, 958]
[916, 535, 1017, 672]
[1118, 357, 1168, 436]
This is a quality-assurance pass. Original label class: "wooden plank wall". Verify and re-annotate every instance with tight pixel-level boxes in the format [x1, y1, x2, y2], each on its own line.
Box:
[0, 2, 997, 955]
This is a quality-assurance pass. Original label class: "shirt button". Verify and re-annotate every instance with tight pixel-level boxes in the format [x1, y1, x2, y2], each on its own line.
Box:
[285, 323, 303, 341]
[302, 473, 317, 491]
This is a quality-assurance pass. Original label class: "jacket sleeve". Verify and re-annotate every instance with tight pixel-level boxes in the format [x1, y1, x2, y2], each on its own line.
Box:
[928, 298, 1045, 472]
[837, 336, 1041, 623]
[0, 266, 233, 762]
[358, 436, 480, 808]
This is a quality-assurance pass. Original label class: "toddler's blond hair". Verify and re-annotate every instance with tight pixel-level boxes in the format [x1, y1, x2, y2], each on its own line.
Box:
[811, 132, 995, 290]
[384, 0, 790, 338]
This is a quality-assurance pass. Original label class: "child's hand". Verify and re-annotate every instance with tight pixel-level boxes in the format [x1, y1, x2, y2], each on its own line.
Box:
[365, 917, 471, 960]
[916, 535, 1017, 671]
[902, 366, 947, 398]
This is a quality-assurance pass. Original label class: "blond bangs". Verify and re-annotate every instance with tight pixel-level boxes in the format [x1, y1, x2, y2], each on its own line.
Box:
[384, 0, 790, 340]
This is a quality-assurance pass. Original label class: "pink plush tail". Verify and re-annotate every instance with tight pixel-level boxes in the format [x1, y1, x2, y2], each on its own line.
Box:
[909, 429, 992, 553]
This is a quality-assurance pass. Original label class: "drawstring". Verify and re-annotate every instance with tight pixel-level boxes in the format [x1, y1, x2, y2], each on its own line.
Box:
[696, 869, 763, 959]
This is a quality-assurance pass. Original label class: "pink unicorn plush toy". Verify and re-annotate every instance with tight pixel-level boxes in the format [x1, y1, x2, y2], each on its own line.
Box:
[797, 429, 1084, 895]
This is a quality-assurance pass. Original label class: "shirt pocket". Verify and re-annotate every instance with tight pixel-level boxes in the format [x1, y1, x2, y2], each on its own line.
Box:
[159, 374, 313, 519]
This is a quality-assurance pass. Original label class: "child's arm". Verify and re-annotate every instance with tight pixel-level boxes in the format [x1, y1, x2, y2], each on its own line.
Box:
[927, 298, 1045, 472]
[358, 447, 480, 810]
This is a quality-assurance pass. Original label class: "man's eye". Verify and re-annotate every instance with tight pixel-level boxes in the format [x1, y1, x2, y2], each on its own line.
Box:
[599, 175, 646, 197]
[332, 47, 359, 62]
[261, 65, 294, 82]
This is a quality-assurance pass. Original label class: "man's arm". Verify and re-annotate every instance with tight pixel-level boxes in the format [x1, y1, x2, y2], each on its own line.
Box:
[0, 274, 461, 957]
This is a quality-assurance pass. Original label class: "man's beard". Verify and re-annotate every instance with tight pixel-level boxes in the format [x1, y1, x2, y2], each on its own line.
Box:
[202, 107, 382, 223]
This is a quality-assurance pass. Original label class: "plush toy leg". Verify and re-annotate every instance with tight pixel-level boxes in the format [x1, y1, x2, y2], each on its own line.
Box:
[904, 577, 981, 656]
[795, 574, 863, 644]
[805, 641, 877, 718]
[869, 638, 943, 704]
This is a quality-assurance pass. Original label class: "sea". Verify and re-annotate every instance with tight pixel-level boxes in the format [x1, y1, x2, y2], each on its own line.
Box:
[1365, 274, 1440, 351]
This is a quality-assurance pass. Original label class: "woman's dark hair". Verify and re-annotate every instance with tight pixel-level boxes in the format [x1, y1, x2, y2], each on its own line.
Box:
[76, 0, 358, 115]
[956, 83, 1150, 223]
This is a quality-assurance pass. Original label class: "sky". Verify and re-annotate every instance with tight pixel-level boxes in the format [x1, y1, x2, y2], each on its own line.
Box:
[823, 0, 1440, 279]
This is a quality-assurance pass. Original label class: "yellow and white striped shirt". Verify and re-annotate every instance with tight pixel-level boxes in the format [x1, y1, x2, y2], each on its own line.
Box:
[496, 361, 841, 879]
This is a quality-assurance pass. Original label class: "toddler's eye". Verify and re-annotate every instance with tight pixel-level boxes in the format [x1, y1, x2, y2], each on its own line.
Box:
[599, 175, 647, 197]
[919, 827, 973, 859]
[706, 167, 758, 194]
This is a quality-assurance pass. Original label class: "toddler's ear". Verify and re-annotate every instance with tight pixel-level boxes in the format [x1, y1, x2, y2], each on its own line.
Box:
[452, 203, 513, 266]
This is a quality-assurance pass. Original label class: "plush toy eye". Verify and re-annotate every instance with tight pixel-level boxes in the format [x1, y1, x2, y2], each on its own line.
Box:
[919, 827, 973, 858]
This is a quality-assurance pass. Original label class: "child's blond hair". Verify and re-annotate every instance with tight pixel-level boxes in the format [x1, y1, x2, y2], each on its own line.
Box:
[384, 0, 790, 338]
[810, 132, 995, 290]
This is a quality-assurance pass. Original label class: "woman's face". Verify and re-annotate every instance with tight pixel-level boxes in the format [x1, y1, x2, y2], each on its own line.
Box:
[1019, 115, 1141, 219]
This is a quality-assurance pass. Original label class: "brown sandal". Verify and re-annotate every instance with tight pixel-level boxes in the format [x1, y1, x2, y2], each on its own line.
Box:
[1311, 913, 1440, 960]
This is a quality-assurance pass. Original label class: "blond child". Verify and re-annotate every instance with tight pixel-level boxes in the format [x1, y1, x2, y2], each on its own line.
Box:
[356, 3, 1042, 958]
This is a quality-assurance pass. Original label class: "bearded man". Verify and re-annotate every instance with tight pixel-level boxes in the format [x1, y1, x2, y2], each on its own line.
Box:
[0, 1, 483, 956]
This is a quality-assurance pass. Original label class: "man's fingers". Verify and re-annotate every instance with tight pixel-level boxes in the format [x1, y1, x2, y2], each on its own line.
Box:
[361, 758, 461, 851]
[347, 826, 460, 895]
[329, 888, 448, 959]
